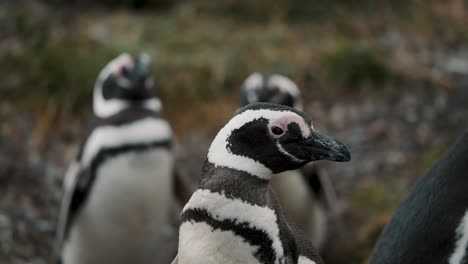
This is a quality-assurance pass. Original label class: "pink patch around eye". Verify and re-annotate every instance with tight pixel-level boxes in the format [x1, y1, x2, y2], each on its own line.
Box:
[268, 114, 310, 138]
[111, 56, 135, 76]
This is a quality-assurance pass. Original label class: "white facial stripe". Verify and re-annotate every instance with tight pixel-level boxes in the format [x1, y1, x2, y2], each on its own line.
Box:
[93, 53, 160, 118]
[268, 74, 303, 110]
[81, 117, 172, 167]
[276, 142, 305, 163]
[268, 75, 300, 97]
[102, 53, 134, 79]
[208, 109, 306, 179]
[449, 210, 468, 264]
[183, 189, 284, 263]
[298, 256, 317, 264]
[93, 54, 132, 118]
[93, 96, 128, 118]
[243, 73, 263, 104]
[244, 72, 263, 91]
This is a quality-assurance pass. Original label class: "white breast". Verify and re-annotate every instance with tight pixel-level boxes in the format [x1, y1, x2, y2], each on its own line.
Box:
[63, 148, 176, 264]
[178, 221, 261, 264]
[298, 256, 317, 264]
[449, 210, 468, 264]
[178, 189, 283, 264]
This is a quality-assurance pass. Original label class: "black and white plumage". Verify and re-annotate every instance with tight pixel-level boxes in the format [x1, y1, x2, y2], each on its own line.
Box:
[55, 53, 177, 264]
[240, 73, 303, 110]
[173, 103, 351, 264]
[240, 73, 339, 249]
[370, 132, 468, 264]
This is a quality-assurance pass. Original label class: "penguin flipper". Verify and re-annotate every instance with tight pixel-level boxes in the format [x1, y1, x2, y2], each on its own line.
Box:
[54, 160, 92, 262]
[53, 160, 80, 262]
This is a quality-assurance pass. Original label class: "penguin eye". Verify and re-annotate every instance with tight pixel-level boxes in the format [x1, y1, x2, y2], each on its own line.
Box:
[270, 126, 284, 136]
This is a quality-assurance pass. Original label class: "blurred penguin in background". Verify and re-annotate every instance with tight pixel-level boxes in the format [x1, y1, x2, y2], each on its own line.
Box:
[54, 53, 178, 264]
[239, 72, 340, 250]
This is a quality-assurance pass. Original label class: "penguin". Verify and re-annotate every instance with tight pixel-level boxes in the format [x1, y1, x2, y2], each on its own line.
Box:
[173, 102, 351, 264]
[54, 53, 177, 264]
[370, 131, 468, 264]
[240, 73, 303, 110]
[239, 72, 339, 249]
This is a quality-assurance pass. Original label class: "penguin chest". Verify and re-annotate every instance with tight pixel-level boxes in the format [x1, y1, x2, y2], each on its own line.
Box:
[178, 221, 262, 264]
[88, 148, 174, 229]
[65, 149, 175, 263]
[178, 189, 285, 264]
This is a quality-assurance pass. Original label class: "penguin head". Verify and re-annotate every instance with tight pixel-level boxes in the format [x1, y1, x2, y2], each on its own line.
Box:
[208, 102, 350, 180]
[93, 53, 161, 118]
[240, 73, 303, 110]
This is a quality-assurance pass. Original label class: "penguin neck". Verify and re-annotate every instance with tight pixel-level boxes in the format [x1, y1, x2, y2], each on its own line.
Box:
[199, 161, 270, 193]
[93, 86, 162, 118]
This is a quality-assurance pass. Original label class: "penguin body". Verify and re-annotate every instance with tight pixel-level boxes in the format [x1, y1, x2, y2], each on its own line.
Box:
[370, 132, 468, 264]
[174, 103, 351, 264]
[55, 54, 176, 264]
[271, 170, 328, 249]
[240, 73, 337, 249]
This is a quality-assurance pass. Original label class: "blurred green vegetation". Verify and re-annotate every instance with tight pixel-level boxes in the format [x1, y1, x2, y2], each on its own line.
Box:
[2, 0, 467, 119]
[2, 8, 117, 113]
[321, 43, 391, 89]
[195, 0, 412, 23]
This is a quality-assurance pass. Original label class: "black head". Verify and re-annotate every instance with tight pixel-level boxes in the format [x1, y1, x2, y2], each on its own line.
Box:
[208, 103, 350, 179]
[93, 53, 160, 118]
[240, 73, 302, 110]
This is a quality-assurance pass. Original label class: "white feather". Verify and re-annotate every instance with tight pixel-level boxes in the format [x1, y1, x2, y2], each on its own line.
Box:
[449, 210, 468, 264]
[181, 189, 283, 263]
[93, 53, 161, 118]
[81, 117, 172, 168]
[268, 74, 302, 110]
[298, 256, 317, 264]
[178, 221, 261, 264]
[62, 148, 176, 264]
[276, 142, 305, 163]
[207, 109, 307, 179]
[243, 72, 263, 103]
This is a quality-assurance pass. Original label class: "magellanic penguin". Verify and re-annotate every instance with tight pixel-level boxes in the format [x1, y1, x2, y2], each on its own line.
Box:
[54, 53, 177, 264]
[240, 72, 340, 249]
[173, 103, 351, 264]
[370, 132, 468, 264]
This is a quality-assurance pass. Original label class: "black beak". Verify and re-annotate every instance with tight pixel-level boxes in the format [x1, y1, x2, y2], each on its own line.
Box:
[302, 131, 351, 162]
[125, 59, 150, 84]
[282, 130, 351, 163]
[121, 56, 154, 100]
